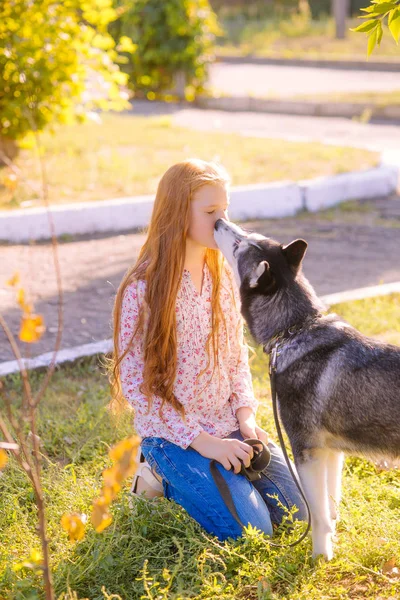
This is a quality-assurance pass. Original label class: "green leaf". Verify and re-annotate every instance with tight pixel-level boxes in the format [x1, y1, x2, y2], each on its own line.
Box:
[376, 20, 383, 44]
[367, 27, 378, 57]
[366, 1, 397, 12]
[388, 8, 400, 42]
[350, 19, 379, 32]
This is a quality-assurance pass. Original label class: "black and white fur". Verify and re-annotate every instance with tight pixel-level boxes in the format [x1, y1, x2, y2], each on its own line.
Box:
[214, 218, 400, 560]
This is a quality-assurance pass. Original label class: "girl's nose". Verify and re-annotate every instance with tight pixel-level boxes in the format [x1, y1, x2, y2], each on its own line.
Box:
[214, 209, 229, 222]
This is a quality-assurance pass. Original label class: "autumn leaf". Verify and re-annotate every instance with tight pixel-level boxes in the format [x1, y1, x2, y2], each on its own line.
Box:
[108, 435, 140, 479]
[0, 449, 8, 470]
[381, 556, 400, 577]
[2, 172, 18, 192]
[6, 272, 20, 287]
[60, 512, 86, 542]
[16, 288, 26, 309]
[19, 313, 46, 343]
[91, 496, 113, 532]
[101, 465, 122, 502]
[109, 435, 141, 462]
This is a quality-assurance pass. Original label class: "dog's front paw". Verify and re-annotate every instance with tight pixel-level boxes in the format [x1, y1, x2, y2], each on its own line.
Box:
[311, 551, 331, 566]
[312, 532, 334, 561]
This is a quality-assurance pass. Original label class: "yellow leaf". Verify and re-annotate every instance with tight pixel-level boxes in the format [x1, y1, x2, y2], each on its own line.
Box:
[0, 449, 8, 469]
[109, 435, 140, 462]
[101, 482, 120, 504]
[60, 512, 86, 542]
[2, 172, 18, 191]
[19, 314, 46, 343]
[108, 436, 140, 480]
[16, 288, 25, 308]
[367, 27, 378, 58]
[91, 496, 113, 532]
[103, 464, 124, 486]
[6, 272, 20, 287]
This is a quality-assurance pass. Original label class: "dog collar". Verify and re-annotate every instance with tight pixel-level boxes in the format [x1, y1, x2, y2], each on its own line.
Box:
[262, 314, 322, 368]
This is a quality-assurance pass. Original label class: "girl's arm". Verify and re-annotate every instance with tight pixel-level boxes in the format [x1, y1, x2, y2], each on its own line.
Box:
[119, 280, 204, 450]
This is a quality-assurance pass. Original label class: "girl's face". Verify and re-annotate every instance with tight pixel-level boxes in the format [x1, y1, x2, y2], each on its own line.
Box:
[187, 184, 230, 250]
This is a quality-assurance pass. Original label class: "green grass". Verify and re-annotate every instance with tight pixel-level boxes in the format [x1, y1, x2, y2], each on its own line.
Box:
[1, 294, 400, 599]
[0, 114, 379, 211]
[293, 90, 400, 106]
[217, 14, 400, 61]
[295, 198, 400, 230]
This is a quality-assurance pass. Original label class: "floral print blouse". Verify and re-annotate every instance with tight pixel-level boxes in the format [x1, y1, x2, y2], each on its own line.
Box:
[118, 261, 259, 450]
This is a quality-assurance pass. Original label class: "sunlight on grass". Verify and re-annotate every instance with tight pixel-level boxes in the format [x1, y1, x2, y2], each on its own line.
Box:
[1, 294, 399, 598]
[217, 15, 400, 60]
[0, 113, 379, 211]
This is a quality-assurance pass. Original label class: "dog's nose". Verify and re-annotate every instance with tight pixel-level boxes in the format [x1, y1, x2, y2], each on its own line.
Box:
[214, 219, 223, 231]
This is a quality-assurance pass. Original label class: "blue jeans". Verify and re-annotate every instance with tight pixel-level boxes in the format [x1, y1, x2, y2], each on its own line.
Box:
[140, 428, 308, 542]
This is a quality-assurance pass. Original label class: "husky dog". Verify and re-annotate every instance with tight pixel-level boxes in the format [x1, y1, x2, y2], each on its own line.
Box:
[214, 217, 400, 560]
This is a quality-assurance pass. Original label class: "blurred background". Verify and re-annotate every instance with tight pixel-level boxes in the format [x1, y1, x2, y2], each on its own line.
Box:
[0, 0, 399, 364]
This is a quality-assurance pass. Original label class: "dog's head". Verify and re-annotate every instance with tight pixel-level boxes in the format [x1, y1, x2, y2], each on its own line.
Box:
[213, 218, 308, 297]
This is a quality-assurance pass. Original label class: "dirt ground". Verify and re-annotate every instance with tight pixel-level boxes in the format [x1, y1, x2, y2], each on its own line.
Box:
[0, 194, 399, 363]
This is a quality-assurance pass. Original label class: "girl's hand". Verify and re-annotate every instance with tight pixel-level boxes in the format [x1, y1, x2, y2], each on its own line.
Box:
[193, 435, 255, 474]
[237, 410, 270, 444]
[240, 423, 270, 445]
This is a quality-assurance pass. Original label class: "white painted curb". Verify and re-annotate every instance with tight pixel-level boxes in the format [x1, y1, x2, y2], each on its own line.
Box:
[0, 339, 112, 377]
[0, 156, 398, 243]
[0, 182, 302, 243]
[321, 281, 400, 307]
[301, 165, 399, 213]
[229, 181, 302, 220]
[1, 282, 399, 377]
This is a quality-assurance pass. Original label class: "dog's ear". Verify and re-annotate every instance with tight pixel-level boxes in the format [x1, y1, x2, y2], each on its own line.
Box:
[281, 239, 307, 270]
[249, 260, 270, 288]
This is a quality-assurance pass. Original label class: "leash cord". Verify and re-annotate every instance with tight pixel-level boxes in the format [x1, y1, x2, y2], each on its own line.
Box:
[209, 355, 312, 548]
[268, 366, 312, 547]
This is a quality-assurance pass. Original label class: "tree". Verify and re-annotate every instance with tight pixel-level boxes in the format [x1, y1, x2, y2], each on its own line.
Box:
[351, 0, 400, 55]
[332, 0, 350, 38]
[109, 0, 222, 100]
[0, 0, 133, 162]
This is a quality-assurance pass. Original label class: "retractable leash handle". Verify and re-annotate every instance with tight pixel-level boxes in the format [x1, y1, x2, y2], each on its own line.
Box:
[209, 346, 312, 548]
[209, 438, 271, 530]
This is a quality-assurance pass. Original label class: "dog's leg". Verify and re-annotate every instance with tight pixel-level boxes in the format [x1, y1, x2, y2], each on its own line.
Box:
[326, 450, 344, 532]
[295, 447, 334, 560]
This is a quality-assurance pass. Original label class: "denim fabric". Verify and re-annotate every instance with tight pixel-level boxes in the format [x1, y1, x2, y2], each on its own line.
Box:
[140, 428, 308, 542]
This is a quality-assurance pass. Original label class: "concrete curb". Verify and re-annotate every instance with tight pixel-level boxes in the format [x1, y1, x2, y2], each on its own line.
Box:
[1, 282, 399, 377]
[0, 159, 399, 243]
[194, 95, 400, 121]
[300, 165, 399, 213]
[215, 54, 400, 72]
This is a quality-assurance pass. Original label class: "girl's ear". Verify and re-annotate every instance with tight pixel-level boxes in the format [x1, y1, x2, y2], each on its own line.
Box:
[249, 261, 270, 288]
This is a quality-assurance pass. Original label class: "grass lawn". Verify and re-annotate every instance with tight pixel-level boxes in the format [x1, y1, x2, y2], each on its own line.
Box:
[0, 113, 380, 211]
[216, 15, 400, 61]
[1, 294, 400, 598]
[293, 90, 400, 106]
[295, 198, 400, 230]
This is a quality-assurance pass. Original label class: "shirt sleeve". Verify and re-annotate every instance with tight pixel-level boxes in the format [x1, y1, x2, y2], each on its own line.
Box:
[118, 279, 205, 450]
[225, 270, 259, 416]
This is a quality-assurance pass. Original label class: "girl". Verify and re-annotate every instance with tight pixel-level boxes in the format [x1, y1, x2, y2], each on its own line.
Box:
[109, 158, 307, 542]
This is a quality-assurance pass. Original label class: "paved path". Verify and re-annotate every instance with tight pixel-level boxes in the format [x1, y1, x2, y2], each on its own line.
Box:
[208, 61, 400, 98]
[1, 194, 399, 363]
[129, 100, 400, 153]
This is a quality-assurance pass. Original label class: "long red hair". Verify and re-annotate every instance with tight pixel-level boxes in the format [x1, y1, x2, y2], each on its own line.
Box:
[106, 158, 240, 421]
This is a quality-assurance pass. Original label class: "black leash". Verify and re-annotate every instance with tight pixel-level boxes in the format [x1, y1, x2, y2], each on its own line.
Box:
[210, 342, 312, 548]
[210, 438, 272, 530]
